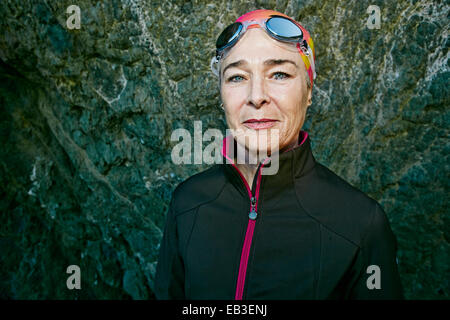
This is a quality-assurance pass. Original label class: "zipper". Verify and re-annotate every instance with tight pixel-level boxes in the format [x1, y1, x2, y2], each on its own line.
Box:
[221, 133, 306, 299]
[233, 161, 267, 300]
[249, 196, 257, 220]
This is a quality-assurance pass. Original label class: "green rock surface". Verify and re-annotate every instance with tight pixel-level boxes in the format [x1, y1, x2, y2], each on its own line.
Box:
[0, 0, 448, 299]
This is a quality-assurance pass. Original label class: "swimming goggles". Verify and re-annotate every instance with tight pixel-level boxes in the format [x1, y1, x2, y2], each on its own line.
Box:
[215, 15, 316, 82]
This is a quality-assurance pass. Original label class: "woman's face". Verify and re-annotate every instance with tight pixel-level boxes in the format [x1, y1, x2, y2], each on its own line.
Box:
[220, 28, 312, 156]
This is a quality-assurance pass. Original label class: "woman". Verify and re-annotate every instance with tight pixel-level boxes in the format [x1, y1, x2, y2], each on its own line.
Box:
[154, 9, 403, 300]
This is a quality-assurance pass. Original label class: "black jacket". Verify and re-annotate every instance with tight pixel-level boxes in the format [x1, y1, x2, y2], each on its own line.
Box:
[154, 131, 404, 299]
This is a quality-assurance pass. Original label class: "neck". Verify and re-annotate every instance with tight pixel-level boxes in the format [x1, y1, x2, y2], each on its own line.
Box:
[232, 136, 300, 187]
[235, 161, 259, 189]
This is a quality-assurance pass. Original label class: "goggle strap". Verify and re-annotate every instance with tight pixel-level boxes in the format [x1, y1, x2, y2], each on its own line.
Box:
[210, 56, 220, 77]
[297, 42, 315, 88]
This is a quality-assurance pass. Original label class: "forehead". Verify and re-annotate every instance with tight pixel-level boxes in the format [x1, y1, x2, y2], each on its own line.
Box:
[221, 28, 301, 68]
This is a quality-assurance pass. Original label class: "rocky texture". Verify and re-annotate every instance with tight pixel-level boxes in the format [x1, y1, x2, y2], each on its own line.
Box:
[0, 0, 448, 299]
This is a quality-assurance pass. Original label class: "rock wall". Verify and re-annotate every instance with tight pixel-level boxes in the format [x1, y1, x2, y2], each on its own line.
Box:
[0, 0, 448, 299]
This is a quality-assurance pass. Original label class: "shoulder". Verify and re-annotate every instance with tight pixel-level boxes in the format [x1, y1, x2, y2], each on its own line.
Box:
[171, 164, 226, 216]
[294, 162, 382, 246]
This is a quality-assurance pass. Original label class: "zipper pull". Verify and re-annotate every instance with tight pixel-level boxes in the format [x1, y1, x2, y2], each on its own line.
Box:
[249, 196, 257, 220]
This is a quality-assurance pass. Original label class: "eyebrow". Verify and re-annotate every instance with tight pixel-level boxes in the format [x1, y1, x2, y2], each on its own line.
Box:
[222, 59, 298, 76]
[222, 60, 245, 76]
[264, 59, 298, 68]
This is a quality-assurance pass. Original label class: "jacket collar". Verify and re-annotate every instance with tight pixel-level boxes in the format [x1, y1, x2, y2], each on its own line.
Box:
[221, 130, 316, 199]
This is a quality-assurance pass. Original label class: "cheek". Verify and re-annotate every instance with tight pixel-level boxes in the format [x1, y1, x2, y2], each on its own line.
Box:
[222, 84, 247, 101]
[274, 85, 307, 141]
[221, 86, 246, 120]
[274, 85, 305, 120]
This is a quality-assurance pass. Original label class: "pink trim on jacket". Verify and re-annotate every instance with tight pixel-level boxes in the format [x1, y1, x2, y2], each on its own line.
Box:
[221, 130, 308, 300]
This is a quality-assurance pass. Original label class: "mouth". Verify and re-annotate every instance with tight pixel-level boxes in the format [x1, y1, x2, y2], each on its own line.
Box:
[243, 118, 279, 130]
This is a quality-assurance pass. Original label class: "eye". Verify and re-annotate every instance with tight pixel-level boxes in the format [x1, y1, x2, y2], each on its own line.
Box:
[272, 71, 290, 80]
[227, 75, 245, 83]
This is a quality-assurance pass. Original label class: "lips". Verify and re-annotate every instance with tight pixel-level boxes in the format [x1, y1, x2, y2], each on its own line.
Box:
[243, 118, 279, 130]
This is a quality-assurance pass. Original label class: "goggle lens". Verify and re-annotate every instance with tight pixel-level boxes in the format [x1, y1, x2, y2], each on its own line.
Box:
[266, 16, 303, 40]
[216, 22, 242, 49]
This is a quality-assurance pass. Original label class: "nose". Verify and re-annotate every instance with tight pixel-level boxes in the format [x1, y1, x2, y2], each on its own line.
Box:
[247, 76, 269, 108]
